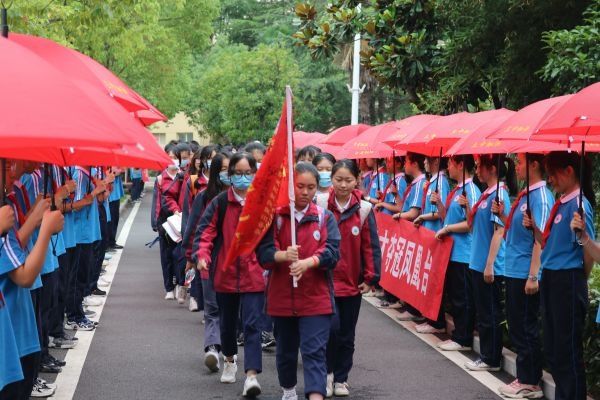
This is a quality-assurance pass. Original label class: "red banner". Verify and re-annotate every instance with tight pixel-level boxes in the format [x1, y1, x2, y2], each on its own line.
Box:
[376, 213, 453, 320]
[222, 97, 291, 270]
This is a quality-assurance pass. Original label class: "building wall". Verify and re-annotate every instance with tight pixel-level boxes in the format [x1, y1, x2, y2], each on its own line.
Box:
[150, 112, 211, 148]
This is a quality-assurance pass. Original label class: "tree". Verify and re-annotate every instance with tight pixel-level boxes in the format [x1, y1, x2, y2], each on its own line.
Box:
[191, 44, 301, 144]
[5, 0, 220, 117]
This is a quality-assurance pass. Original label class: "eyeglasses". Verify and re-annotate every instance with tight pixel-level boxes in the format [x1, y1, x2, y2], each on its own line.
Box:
[232, 171, 255, 178]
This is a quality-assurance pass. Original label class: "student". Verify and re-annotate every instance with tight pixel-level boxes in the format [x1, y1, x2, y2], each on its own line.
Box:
[524, 151, 595, 400]
[492, 153, 551, 398]
[358, 159, 372, 196]
[107, 167, 124, 250]
[244, 142, 266, 168]
[184, 152, 231, 373]
[193, 152, 265, 397]
[374, 155, 408, 216]
[324, 159, 381, 397]
[391, 152, 427, 318]
[433, 155, 481, 347]
[256, 162, 341, 400]
[0, 159, 64, 400]
[464, 154, 514, 372]
[89, 167, 114, 298]
[297, 145, 321, 163]
[363, 159, 388, 205]
[312, 153, 336, 205]
[413, 156, 450, 233]
[129, 168, 143, 202]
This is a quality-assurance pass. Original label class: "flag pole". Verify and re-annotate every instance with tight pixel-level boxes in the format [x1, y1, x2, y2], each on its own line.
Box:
[285, 86, 298, 288]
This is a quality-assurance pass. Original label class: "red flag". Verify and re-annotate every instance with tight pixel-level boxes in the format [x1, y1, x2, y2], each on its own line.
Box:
[222, 93, 293, 270]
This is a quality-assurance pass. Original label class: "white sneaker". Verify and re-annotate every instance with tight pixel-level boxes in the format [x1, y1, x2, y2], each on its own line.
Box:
[437, 340, 472, 351]
[164, 291, 175, 300]
[282, 387, 298, 400]
[465, 358, 501, 372]
[31, 378, 55, 397]
[334, 382, 350, 396]
[83, 296, 104, 307]
[102, 260, 109, 267]
[220, 357, 238, 383]
[326, 372, 334, 397]
[204, 346, 220, 372]
[38, 378, 56, 391]
[396, 310, 420, 321]
[97, 277, 111, 287]
[176, 285, 187, 304]
[189, 296, 199, 312]
[415, 323, 445, 334]
[242, 375, 261, 397]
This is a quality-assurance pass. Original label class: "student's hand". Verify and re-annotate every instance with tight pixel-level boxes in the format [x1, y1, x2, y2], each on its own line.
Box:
[31, 197, 51, 226]
[0, 205, 15, 233]
[286, 245, 300, 263]
[483, 264, 494, 284]
[525, 278, 539, 295]
[457, 194, 468, 208]
[389, 185, 398, 195]
[430, 191, 441, 206]
[105, 172, 115, 184]
[491, 199, 504, 215]
[373, 202, 384, 211]
[358, 282, 371, 294]
[392, 213, 401, 220]
[65, 180, 76, 194]
[570, 211, 586, 234]
[413, 215, 424, 227]
[197, 259, 208, 271]
[522, 213, 533, 229]
[41, 210, 64, 234]
[91, 182, 106, 197]
[289, 259, 311, 281]
[185, 261, 196, 273]
[375, 190, 383, 201]
[434, 227, 448, 241]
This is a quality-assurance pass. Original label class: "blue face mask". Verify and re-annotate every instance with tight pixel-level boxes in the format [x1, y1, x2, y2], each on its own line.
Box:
[180, 159, 190, 168]
[319, 171, 332, 188]
[219, 171, 231, 186]
[231, 174, 254, 190]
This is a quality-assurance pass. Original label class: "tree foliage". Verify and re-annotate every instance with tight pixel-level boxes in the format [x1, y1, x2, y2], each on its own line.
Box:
[5, 0, 220, 117]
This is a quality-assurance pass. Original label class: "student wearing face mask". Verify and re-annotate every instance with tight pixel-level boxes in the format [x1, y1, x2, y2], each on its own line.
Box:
[312, 153, 336, 206]
[192, 152, 265, 397]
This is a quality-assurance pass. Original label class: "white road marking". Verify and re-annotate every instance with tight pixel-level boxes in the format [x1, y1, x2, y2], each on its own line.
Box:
[52, 201, 141, 400]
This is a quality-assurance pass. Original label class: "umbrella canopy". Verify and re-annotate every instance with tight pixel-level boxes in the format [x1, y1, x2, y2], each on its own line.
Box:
[320, 124, 371, 146]
[382, 114, 441, 146]
[293, 131, 326, 149]
[0, 37, 137, 149]
[340, 122, 398, 159]
[10, 33, 167, 125]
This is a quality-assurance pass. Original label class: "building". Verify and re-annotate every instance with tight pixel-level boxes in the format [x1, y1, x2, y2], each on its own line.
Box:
[150, 112, 210, 147]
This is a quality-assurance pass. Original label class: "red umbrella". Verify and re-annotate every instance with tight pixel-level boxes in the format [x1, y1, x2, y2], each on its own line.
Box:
[0, 37, 137, 149]
[340, 122, 399, 159]
[293, 131, 326, 149]
[320, 124, 371, 146]
[10, 33, 167, 125]
[382, 114, 441, 146]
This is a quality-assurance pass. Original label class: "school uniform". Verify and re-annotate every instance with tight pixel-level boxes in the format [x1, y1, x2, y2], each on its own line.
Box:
[367, 167, 389, 200]
[361, 171, 373, 195]
[469, 184, 510, 368]
[540, 190, 595, 400]
[381, 173, 408, 216]
[503, 181, 553, 385]
[325, 190, 381, 384]
[90, 168, 110, 295]
[0, 288, 23, 396]
[256, 202, 341, 397]
[129, 168, 143, 201]
[422, 172, 450, 233]
[0, 200, 41, 399]
[193, 189, 265, 373]
[441, 179, 481, 345]
[108, 173, 124, 247]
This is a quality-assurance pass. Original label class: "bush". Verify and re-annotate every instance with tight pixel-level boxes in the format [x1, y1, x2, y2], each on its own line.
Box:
[585, 266, 600, 398]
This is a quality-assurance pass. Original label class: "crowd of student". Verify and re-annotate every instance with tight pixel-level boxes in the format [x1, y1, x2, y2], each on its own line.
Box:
[152, 138, 599, 400]
[0, 161, 127, 399]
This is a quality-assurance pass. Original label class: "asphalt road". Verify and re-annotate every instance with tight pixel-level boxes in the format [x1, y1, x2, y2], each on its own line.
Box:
[69, 195, 501, 400]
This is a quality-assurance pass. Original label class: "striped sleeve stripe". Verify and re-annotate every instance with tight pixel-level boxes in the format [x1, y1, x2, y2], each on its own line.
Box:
[4, 235, 22, 268]
[538, 188, 550, 229]
[410, 181, 421, 207]
[468, 183, 478, 207]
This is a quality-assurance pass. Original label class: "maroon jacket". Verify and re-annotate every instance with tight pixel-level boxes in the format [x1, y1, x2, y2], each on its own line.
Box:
[256, 203, 341, 317]
[192, 188, 265, 293]
[327, 190, 381, 297]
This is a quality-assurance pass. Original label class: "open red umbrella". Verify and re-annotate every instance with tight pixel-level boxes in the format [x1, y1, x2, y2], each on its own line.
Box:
[382, 114, 441, 146]
[293, 131, 326, 149]
[320, 124, 371, 146]
[340, 122, 398, 159]
[10, 33, 167, 125]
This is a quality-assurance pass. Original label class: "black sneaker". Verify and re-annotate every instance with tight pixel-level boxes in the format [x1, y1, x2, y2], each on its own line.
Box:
[48, 355, 66, 367]
[91, 288, 107, 296]
[111, 244, 124, 250]
[39, 360, 62, 373]
[237, 332, 244, 347]
[261, 331, 276, 349]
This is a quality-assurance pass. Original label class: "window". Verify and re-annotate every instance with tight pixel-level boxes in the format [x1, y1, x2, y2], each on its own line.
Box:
[153, 132, 166, 146]
[178, 132, 194, 142]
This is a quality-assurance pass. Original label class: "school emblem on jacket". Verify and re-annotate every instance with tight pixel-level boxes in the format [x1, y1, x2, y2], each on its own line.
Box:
[351, 226, 360, 236]
[480, 200, 488, 210]
[520, 203, 527, 212]
[313, 230, 321, 241]
[554, 214, 562, 224]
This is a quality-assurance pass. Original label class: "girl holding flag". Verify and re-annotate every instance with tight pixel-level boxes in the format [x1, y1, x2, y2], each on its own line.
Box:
[524, 152, 595, 400]
[495, 153, 552, 398]
[193, 152, 264, 398]
[256, 162, 341, 400]
[464, 154, 514, 372]
[323, 159, 381, 397]
[433, 155, 481, 350]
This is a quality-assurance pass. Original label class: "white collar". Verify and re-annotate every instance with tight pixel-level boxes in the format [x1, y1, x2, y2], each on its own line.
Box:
[395, 172, 405, 179]
[294, 204, 310, 222]
[335, 196, 351, 212]
[483, 182, 504, 196]
[560, 188, 580, 204]
[233, 189, 245, 205]
[527, 180, 546, 192]
[202, 172, 209, 181]
[457, 178, 473, 188]
[411, 174, 426, 185]
[429, 171, 445, 183]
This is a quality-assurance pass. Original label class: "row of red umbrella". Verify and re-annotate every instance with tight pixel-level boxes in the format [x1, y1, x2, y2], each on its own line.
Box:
[295, 83, 600, 159]
[1, 31, 172, 169]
